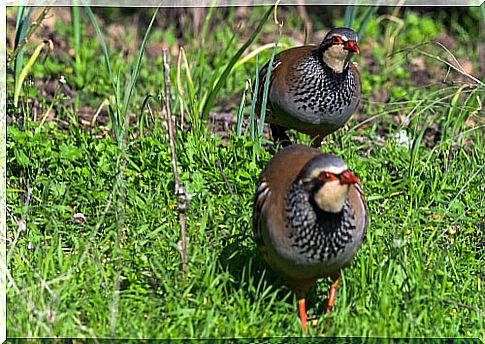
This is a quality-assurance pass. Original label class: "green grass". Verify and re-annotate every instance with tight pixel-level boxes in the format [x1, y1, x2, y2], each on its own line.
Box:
[6, 5, 485, 339]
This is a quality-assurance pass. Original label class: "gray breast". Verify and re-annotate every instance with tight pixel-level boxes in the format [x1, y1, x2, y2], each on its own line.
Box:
[284, 182, 361, 270]
[276, 53, 358, 130]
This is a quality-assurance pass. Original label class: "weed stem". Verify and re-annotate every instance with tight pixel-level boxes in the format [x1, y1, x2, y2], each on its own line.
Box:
[163, 49, 189, 276]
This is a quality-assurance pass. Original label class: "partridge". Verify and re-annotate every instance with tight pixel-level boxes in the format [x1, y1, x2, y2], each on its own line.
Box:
[256, 28, 361, 147]
[253, 144, 368, 329]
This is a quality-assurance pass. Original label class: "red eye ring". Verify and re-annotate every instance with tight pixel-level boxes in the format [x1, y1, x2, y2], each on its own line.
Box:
[332, 36, 344, 45]
[320, 172, 336, 182]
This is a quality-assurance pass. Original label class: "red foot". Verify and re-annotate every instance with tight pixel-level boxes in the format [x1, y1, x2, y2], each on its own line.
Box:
[298, 298, 307, 330]
[325, 278, 340, 314]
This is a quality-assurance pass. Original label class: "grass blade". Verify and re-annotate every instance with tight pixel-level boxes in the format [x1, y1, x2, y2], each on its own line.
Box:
[12, 6, 49, 107]
[357, 6, 379, 39]
[236, 80, 250, 137]
[201, 4, 275, 120]
[85, 6, 114, 90]
[177, 47, 197, 117]
[71, 5, 81, 64]
[249, 55, 259, 142]
[257, 26, 282, 147]
[139, 94, 157, 137]
[198, 29, 237, 114]
[14, 6, 26, 35]
[197, 1, 216, 101]
[14, 40, 50, 105]
[13, 6, 29, 106]
[232, 42, 287, 71]
[122, 8, 159, 125]
[344, 5, 357, 28]
[86, 6, 158, 145]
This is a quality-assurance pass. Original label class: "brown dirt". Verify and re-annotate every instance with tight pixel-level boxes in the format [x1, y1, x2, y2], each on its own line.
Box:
[7, 7, 482, 149]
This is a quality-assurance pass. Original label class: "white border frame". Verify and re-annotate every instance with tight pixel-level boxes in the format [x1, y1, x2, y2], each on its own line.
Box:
[1, 3, 7, 343]
[4, 0, 485, 6]
[1, 2, 484, 343]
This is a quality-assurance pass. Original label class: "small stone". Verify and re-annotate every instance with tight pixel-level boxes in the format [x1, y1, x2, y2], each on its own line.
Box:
[72, 213, 86, 224]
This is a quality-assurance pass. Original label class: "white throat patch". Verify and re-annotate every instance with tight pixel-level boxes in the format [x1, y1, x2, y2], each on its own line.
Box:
[322, 45, 350, 74]
[314, 180, 349, 213]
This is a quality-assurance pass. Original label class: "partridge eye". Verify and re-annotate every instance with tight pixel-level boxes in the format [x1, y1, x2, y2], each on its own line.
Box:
[332, 36, 344, 44]
[320, 172, 334, 182]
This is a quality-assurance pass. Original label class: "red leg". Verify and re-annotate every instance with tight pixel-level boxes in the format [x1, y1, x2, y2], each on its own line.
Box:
[325, 277, 341, 314]
[298, 298, 307, 330]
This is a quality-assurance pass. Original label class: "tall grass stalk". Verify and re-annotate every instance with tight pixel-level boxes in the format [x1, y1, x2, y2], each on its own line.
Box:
[232, 43, 288, 71]
[196, 0, 216, 101]
[344, 5, 357, 28]
[442, 85, 468, 142]
[198, 30, 237, 115]
[85, 7, 114, 90]
[12, 6, 50, 107]
[71, 5, 81, 64]
[257, 26, 282, 149]
[177, 47, 196, 116]
[248, 56, 259, 142]
[236, 80, 250, 137]
[344, 5, 379, 39]
[83, 7, 159, 335]
[201, 5, 275, 121]
[357, 6, 379, 39]
[139, 94, 158, 138]
[14, 40, 50, 105]
[13, 6, 29, 103]
[86, 7, 158, 146]
[13, 6, 30, 106]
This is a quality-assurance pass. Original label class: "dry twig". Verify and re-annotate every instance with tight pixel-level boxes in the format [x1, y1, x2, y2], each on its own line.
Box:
[438, 298, 485, 319]
[395, 41, 485, 87]
[216, 159, 234, 197]
[162, 49, 189, 275]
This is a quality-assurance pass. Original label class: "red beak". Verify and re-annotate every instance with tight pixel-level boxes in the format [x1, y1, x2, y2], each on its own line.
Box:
[339, 170, 360, 185]
[344, 41, 360, 54]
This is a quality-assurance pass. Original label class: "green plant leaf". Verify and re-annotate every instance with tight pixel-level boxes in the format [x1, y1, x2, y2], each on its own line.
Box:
[201, 4, 275, 120]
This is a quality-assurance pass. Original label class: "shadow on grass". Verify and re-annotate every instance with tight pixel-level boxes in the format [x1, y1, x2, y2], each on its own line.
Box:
[218, 237, 289, 300]
[217, 235, 327, 315]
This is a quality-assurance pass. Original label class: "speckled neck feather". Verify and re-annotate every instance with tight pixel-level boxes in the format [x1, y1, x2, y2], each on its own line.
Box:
[287, 51, 356, 119]
[285, 180, 356, 262]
